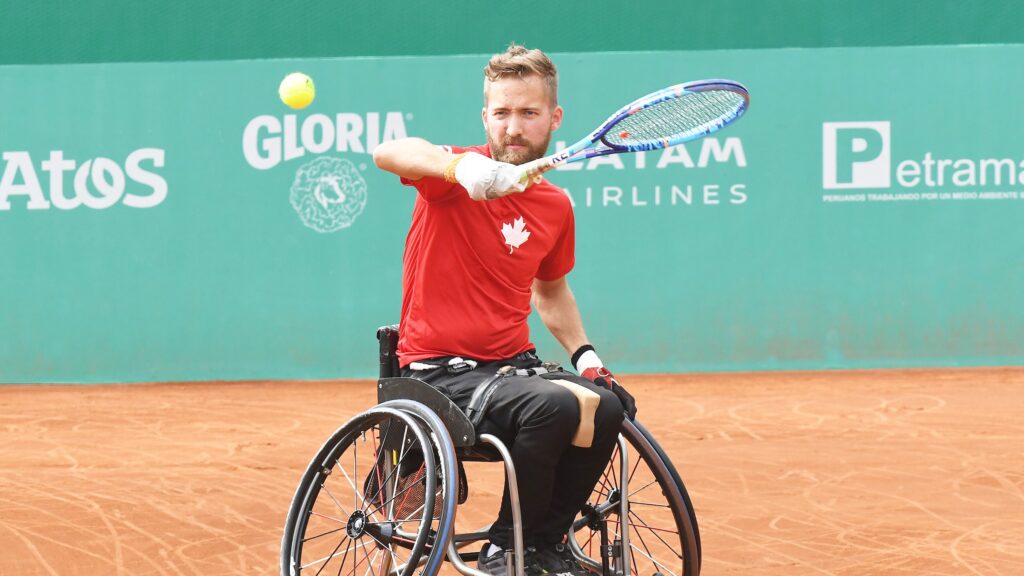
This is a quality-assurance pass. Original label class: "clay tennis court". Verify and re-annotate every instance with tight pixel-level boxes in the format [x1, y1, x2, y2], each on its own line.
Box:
[1, 367, 1021, 575]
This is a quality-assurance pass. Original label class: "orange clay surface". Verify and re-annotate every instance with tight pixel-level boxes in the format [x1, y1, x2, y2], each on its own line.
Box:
[1, 368, 1022, 575]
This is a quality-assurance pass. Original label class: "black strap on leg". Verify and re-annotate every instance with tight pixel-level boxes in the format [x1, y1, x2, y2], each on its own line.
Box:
[464, 361, 567, 428]
[465, 365, 515, 428]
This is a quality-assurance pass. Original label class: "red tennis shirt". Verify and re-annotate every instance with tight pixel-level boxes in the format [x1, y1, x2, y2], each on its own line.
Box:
[396, 144, 576, 366]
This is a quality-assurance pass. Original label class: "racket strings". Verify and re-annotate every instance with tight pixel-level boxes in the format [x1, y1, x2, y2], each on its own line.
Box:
[604, 90, 745, 146]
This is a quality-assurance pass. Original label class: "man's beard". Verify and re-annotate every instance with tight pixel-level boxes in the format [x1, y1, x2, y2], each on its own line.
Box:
[488, 133, 552, 165]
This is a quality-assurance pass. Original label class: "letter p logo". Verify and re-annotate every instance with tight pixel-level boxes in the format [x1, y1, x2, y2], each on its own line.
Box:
[823, 122, 890, 189]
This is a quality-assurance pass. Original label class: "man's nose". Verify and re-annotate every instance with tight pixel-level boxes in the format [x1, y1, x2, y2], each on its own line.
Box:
[505, 115, 523, 137]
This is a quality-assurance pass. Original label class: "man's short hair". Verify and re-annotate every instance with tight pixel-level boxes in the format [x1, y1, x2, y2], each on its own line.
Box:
[483, 43, 558, 106]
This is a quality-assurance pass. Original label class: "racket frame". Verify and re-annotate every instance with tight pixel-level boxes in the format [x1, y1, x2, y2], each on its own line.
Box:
[519, 79, 749, 182]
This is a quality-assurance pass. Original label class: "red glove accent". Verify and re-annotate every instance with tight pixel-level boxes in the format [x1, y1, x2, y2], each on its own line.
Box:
[581, 367, 637, 420]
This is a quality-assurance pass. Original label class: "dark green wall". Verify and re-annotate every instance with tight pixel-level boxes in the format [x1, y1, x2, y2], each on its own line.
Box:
[2, 0, 1022, 65]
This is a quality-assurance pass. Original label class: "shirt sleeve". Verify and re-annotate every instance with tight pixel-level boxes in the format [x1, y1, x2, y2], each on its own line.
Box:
[536, 204, 576, 281]
[399, 144, 469, 203]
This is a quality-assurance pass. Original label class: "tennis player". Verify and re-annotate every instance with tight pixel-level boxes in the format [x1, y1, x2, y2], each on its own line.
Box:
[373, 43, 637, 576]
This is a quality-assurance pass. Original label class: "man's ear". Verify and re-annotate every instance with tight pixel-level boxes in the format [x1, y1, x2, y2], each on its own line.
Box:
[550, 105, 564, 132]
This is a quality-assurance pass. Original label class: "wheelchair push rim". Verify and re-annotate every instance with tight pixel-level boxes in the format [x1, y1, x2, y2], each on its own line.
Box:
[281, 405, 457, 576]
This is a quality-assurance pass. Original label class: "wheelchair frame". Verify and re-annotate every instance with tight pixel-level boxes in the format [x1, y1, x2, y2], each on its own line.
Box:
[281, 326, 701, 576]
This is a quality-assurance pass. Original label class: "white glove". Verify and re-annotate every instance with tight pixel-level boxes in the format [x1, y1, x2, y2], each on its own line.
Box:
[452, 153, 527, 201]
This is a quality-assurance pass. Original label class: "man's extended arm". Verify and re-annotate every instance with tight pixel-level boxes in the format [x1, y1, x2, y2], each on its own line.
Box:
[372, 137, 455, 181]
[373, 137, 528, 200]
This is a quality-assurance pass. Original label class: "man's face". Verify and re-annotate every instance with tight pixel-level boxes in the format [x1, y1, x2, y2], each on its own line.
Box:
[483, 75, 563, 165]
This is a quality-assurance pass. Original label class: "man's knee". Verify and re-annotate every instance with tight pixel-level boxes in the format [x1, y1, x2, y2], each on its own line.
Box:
[592, 386, 625, 438]
[543, 375, 623, 446]
[528, 382, 581, 441]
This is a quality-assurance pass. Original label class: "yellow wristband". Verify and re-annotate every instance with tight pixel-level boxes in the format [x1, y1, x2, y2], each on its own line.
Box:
[443, 153, 467, 184]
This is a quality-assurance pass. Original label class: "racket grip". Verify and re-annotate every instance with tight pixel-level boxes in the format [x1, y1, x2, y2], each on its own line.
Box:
[517, 158, 555, 185]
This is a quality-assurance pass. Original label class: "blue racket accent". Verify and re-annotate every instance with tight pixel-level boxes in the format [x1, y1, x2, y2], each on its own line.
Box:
[519, 79, 749, 183]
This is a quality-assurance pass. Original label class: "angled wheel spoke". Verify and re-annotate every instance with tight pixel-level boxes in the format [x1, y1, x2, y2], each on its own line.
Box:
[629, 500, 671, 509]
[304, 535, 352, 575]
[629, 508, 682, 558]
[322, 483, 354, 519]
[303, 522, 347, 544]
[628, 478, 659, 498]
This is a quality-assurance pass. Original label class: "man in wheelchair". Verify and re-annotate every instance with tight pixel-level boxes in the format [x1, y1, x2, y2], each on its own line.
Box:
[371, 43, 637, 576]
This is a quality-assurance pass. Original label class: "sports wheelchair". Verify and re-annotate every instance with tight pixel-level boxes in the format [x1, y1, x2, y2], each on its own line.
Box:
[282, 326, 701, 576]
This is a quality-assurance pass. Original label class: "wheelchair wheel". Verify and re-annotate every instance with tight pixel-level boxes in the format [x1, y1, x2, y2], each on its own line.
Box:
[281, 402, 458, 576]
[569, 419, 701, 576]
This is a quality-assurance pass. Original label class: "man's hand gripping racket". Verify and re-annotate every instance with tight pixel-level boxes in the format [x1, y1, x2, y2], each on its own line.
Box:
[518, 79, 749, 185]
[447, 152, 527, 200]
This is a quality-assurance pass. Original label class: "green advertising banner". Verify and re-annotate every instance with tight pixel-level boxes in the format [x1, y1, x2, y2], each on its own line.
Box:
[2, 45, 1023, 383]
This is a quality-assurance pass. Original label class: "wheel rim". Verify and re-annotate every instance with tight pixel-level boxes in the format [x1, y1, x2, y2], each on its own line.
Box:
[288, 409, 440, 576]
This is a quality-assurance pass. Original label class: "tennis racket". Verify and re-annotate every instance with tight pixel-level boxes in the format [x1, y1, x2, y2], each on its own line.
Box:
[518, 79, 749, 183]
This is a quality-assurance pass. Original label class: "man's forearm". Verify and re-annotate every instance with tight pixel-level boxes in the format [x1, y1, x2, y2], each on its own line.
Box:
[374, 138, 527, 201]
[372, 137, 455, 181]
[533, 278, 590, 357]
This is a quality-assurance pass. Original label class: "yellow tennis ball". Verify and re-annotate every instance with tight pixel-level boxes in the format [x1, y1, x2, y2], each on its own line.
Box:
[279, 72, 315, 109]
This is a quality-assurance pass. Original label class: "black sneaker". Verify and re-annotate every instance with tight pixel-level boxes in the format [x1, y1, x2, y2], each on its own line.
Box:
[478, 544, 547, 576]
[477, 545, 508, 576]
[535, 543, 590, 576]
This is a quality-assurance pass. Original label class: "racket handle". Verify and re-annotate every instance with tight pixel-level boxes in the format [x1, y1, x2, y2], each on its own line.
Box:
[517, 157, 556, 185]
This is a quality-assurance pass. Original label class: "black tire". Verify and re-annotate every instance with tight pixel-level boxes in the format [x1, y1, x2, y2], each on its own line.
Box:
[632, 419, 701, 569]
[281, 404, 458, 576]
[377, 398, 462, 574]
[569, 419, 701, 576]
